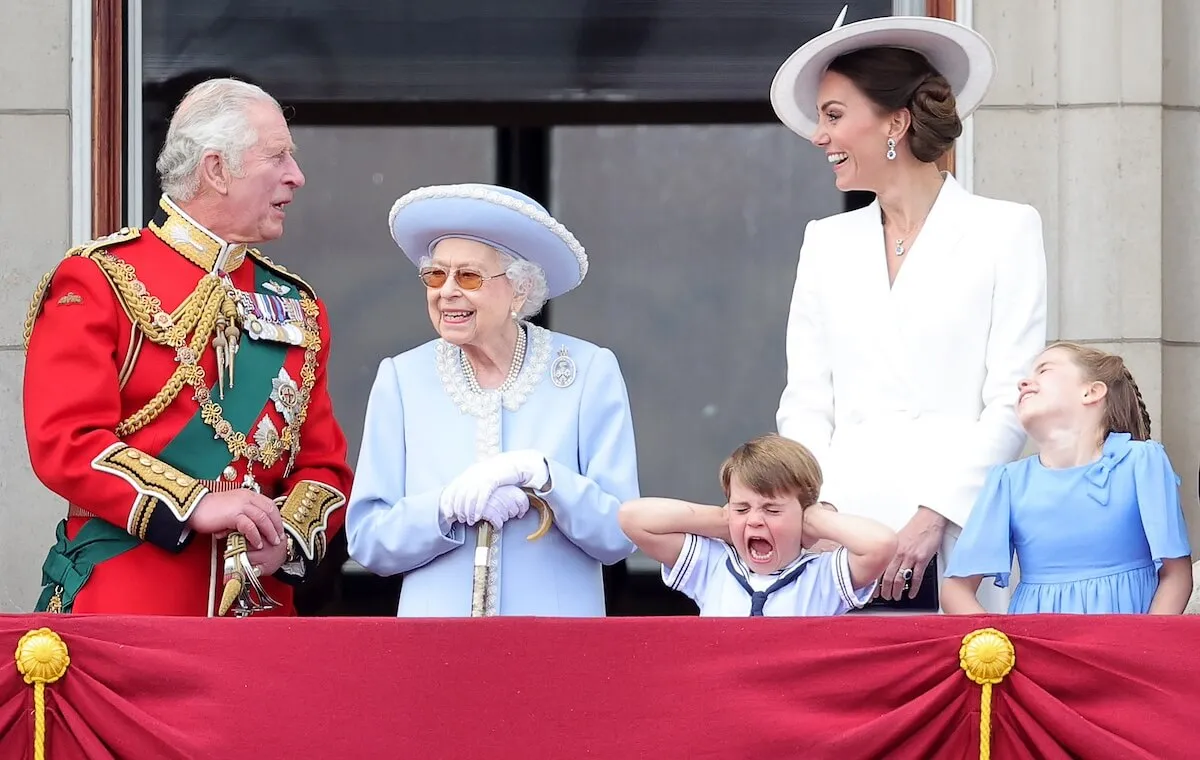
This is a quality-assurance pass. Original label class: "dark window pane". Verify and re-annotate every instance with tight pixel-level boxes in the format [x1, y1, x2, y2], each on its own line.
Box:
[256, 126, 496, 464]
[142, 0, 892, 103]
[550, 125, 842, 573]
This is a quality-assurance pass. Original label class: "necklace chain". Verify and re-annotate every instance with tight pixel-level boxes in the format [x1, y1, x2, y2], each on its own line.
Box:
[461, 323, 527, 394]
[884, 213, 927, 257]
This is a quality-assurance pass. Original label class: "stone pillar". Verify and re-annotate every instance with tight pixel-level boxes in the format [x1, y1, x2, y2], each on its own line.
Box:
[973, 0, 1200, 547]
[1161, 0, 1200, 550]
[0, 1, 73, 611]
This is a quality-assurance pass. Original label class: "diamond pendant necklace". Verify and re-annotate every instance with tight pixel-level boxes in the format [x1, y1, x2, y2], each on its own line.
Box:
[884, 198, 936, 257]
[885, 217, 923, 257]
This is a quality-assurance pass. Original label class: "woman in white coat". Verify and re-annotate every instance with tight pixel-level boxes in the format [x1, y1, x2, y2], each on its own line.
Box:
[769, 13, 1048, 612]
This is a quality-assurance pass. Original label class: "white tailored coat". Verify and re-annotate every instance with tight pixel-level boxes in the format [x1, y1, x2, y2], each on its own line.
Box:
[776, 174, 1048, 608]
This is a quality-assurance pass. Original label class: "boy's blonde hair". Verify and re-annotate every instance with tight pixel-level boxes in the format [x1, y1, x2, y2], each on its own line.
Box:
[1047, 341, 1152, 442]
[719, 434, 823, 506]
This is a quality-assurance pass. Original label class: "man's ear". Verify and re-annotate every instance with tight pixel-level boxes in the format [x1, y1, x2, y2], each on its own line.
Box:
[199, 151, 230, 195]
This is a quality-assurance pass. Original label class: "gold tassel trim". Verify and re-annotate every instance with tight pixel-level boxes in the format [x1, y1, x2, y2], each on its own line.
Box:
[959, 627, 1015, 760]
[15, 628, 71, 760]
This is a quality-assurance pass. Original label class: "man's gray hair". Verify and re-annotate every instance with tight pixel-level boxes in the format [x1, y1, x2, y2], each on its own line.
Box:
[155, 78, 281, 201]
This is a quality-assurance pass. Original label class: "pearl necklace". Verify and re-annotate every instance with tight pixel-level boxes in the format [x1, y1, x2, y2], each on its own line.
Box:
[461, 323, 527, 394]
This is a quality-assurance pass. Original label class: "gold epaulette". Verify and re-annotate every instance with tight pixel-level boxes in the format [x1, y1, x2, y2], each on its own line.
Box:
[246, 248, 318, 299]
[23, 228, 142, 351]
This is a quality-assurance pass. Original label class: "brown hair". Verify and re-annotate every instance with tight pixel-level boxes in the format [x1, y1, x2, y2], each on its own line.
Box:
[1048, 341, 1152, 442]
[825, 46, 962, 163]
[719, 434, 823, 506]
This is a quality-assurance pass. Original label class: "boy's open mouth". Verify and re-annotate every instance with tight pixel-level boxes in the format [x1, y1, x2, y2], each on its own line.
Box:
[747, 537, 774, 564]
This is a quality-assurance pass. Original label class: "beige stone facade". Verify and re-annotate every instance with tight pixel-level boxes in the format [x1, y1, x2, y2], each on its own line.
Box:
[971, 0, 1200, 554]
[0, 0, 73, 611]
[1, 1, 1197, 610]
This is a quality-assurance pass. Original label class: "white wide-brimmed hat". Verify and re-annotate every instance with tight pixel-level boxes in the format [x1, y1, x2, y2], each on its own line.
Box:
[388, 183, 589, 299]
[770, 6, 996, 140]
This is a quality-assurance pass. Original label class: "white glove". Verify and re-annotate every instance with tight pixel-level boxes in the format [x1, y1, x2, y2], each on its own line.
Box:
[438, 491, 469, 529]
[477, 485, 531, 529]
[440, 450, 550, 527]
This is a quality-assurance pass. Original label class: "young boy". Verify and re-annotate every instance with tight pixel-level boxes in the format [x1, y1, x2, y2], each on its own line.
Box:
[618, 434, 897, 616]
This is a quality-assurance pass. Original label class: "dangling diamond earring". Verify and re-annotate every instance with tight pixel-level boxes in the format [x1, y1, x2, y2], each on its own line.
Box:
[886, 138, 897, 161]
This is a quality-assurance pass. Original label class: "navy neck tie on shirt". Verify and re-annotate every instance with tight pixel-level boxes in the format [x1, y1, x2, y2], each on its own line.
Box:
[725, 557, 810, 616]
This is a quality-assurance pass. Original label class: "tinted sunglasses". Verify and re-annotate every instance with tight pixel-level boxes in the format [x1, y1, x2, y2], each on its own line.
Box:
[418, 266, 507, 291]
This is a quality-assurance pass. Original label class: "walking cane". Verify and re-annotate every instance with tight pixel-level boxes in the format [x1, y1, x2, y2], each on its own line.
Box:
[471, 523, 493, 617]
[470, 489, 554, 617]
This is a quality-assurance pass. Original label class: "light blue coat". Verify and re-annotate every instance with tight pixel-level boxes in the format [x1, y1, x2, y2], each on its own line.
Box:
[346, 324, 640, 616]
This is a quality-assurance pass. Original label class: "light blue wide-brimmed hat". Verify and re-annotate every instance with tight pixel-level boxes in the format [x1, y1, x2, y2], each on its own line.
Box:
[388, 183, 589, 299]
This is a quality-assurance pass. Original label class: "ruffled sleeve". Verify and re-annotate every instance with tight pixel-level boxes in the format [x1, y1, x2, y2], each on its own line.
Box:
[1131, 440, 1192, 564]
[943, 464, 1015, 588]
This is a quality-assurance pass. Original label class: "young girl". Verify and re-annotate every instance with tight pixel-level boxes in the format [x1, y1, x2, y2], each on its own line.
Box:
[942, 342, 1193, 614]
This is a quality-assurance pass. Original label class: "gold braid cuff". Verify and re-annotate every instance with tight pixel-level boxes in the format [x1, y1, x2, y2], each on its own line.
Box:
[92, 443, 208, 527]
[277, 480, 344, 562]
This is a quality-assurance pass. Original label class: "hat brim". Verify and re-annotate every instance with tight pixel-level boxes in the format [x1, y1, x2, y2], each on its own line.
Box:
[388, 184, 588, 300]
[770, 16, 996, 141]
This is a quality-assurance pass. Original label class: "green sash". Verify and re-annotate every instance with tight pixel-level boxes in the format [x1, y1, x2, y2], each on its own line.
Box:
[157, 261, 290, 479]
[36, 261, 293, 611]
[35, 519, 138, 612]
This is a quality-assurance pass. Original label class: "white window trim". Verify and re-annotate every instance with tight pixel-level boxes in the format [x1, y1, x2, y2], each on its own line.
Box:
[127, 0, 145, 227]
[892, 0, 926, 15]
[69, 0, 92, 244]
[955, 0, 975, 193]
[892, 0, 975, 192]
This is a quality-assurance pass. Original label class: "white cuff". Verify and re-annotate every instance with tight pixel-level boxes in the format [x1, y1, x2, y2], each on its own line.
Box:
[833, 546, 874, 610]
[661, 533, 702, 591]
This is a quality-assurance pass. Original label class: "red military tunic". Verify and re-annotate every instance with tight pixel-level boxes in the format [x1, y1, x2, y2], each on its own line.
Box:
[23, 196, 353, 616]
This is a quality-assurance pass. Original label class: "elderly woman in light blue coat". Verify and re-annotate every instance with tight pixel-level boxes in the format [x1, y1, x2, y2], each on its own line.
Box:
[346, 183, 640, 616]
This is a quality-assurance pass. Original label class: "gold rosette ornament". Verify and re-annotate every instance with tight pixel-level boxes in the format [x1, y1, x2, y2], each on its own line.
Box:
[15, 627, 71, 760]
[959, 627, 1015, 760]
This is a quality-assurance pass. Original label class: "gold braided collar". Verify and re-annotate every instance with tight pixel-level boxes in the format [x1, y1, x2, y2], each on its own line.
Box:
[148, 195, 248, 274]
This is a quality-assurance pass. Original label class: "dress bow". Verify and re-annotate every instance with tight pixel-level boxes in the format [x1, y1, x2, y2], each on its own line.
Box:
[1083, 432, 1135, 505]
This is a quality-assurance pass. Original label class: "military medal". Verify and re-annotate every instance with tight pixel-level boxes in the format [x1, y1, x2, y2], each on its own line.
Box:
[270, 368, 300, 425]
[236, 290, 310, 347]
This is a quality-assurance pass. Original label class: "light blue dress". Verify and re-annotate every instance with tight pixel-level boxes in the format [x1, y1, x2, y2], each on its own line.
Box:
[945, 432, 1191, 613]
[345, 324, 640, 617]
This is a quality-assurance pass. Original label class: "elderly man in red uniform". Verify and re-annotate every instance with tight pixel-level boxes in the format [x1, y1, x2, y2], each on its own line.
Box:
[22, 78, 353, 616]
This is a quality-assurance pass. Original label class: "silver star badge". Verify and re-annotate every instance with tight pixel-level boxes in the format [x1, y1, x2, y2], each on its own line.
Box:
[254, 416, 280, 450]
[270, 368, 300, 424]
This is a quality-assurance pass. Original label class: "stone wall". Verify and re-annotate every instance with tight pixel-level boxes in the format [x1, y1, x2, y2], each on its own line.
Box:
[0, 0, 73, 611]
[972, 0, 1200, 550]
